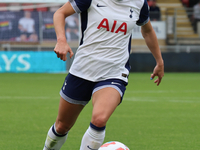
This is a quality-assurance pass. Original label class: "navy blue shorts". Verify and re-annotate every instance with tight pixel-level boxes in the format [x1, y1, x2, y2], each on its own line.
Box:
[60, 73, 127, 105]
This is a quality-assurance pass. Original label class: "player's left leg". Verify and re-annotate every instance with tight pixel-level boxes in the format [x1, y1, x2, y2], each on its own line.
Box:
[80, 80, 126, 150]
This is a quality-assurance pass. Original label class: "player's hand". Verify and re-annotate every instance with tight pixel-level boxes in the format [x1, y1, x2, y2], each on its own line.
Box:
[54, 41, 74, 61]
[150, 62, 164, 86]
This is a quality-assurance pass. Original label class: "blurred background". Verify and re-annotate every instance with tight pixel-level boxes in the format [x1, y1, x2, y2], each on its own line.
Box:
[0, 0, 199, 73]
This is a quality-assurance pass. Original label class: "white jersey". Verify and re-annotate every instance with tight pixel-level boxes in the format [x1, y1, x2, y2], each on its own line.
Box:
[69, 0, 149, 82]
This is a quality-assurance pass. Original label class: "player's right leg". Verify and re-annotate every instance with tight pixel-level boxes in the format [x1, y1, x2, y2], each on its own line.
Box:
[43, 97, 84, 150]
[43, 73, 95, 150]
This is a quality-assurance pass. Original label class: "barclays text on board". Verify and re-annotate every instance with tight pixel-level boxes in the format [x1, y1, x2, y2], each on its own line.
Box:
[0, 51, 66, 73]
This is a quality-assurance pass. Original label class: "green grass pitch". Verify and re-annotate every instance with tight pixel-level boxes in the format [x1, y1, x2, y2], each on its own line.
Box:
[0, 73, 200, 150]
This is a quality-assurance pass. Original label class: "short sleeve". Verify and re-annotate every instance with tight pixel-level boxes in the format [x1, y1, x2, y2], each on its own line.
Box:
[136, 0, 149, 26]
[69, 0, 92, 13]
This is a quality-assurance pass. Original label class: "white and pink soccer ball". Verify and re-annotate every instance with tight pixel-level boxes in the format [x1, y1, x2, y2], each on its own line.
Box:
[98, 141, 130, 150]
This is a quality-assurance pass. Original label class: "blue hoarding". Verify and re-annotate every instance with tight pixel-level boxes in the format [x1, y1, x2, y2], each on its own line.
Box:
[0, 51, 66, 73]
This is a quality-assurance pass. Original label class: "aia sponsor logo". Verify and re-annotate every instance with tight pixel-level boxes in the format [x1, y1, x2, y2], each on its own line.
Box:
[97, 18, 127, 35]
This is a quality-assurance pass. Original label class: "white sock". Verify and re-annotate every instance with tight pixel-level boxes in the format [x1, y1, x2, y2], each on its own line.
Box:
[43, 124, 68, 150]
[80, 123, 105, 150]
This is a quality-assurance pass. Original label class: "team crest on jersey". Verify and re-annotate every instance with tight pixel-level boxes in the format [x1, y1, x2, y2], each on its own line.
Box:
[129, 8, 133, 18]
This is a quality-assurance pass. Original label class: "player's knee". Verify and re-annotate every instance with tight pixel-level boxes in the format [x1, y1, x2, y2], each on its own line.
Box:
[91, 114, 107, 127]
[55, 122, 71, 135]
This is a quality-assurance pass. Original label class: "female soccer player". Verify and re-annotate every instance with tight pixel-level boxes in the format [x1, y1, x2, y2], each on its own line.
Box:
[43, 0, 164, 149]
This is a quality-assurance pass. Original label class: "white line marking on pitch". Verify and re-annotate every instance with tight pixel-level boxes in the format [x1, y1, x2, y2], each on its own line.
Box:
[0, 96, 58, 99]
[0, 96, 199, 103]
[124, 97, 200, 103]
[126, 90, 200, 93]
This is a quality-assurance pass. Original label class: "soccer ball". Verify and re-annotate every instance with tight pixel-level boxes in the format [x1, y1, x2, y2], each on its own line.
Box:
[98, 141, 130, 150]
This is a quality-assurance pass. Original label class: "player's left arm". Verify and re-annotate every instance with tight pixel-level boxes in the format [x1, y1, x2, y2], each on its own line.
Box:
[141, 20, 164, 86]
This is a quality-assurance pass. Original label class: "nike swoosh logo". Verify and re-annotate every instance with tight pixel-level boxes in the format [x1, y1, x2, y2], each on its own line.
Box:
[87, 145, 98, 150]
[97, 3, 106, 7]
[111, 82, 121, 86]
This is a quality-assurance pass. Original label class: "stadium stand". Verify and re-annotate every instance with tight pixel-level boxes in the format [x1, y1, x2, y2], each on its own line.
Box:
[36, 3, 48, 12]
[49, 5, 62, 12]
[7, 3, 21, 12]
[156, 0, 200, 44]
[22, 3, 35, 11]
[0, 3, 7, 11]
[0, 3, 78, 51]
[129, 0, 200, 52]
[181, 0, 189, 7]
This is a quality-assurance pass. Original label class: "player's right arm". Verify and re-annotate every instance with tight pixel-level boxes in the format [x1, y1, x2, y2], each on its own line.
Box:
[53, 2, 75, 61]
